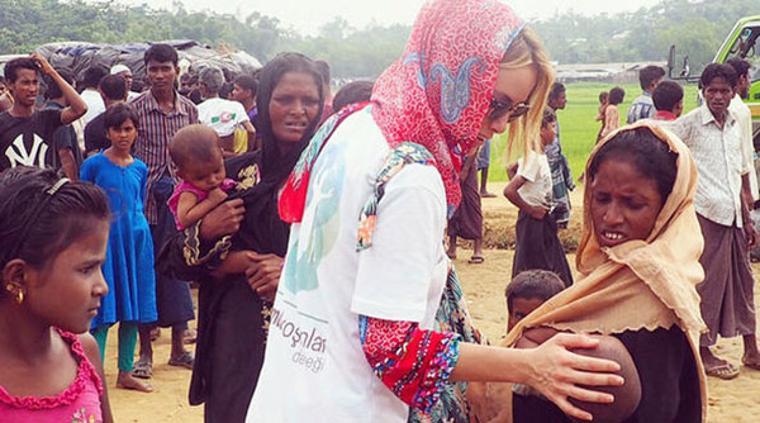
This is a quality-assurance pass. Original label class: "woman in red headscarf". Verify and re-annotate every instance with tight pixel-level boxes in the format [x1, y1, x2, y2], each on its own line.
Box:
[246, 1, 622, 422]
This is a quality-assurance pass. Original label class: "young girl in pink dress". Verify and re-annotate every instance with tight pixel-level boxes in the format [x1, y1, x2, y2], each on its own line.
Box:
[0, 167, 113, 422]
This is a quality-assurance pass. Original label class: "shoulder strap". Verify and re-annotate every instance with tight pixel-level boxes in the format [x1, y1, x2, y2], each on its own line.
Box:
[356, 142, 435, 251]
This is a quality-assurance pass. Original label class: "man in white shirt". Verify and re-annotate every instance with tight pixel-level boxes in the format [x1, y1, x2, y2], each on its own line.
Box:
[196, 66, 255, 156]
[726, 58, 758, 205]
[671, 63, 760, 379]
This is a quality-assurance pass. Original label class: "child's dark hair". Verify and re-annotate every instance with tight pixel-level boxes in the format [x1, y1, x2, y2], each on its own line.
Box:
[219, 82, 235, 100]
[700, 63, 737, 90]
[99, 74, 128, 102]
[0, 167, 110, 289]
[638, 65, 665, 91]
[598, 91, 609, 103]
[541, 107, 556, 128]
[608, 87, 625, 105]
[104, 103, 139, 131]
[80, 66, 108, 90]
[332, 80, 374, 112]
[144, 44, 179, 66]
[589, 127, 678, 202]
[652, 80, 684, 112]
[3, 58, 38, 83]
[169, 124, 221, 170]
[548, 82, 565, 102]
[506, 270, 565, 311]
[234, 75, 258, 98]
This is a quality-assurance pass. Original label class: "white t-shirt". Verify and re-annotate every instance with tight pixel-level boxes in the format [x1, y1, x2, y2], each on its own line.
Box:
[197, 97, 249, 137]
[729, 95, 758, 201]
[517, 151, 552, 208]
[80, 89, 105, 125]
[247, 106, 449, 422]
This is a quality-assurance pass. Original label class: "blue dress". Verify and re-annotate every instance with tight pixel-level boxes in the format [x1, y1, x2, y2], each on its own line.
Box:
[80, 153, 158, 328]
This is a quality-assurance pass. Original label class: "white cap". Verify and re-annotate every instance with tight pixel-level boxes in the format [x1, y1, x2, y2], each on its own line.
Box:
[110, 64, 131, 75]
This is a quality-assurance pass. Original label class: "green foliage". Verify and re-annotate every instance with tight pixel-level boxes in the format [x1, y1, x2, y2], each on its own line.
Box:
[487, 82, 701, 183]
[0, 0, 284, 62]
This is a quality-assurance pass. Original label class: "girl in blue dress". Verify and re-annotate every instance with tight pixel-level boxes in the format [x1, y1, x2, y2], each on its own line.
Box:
[80, 103, 157, 393]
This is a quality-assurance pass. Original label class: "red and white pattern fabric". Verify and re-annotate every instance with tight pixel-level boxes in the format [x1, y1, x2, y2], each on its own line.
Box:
[371, 0, 524, 211]
[359, 316, 460, 414]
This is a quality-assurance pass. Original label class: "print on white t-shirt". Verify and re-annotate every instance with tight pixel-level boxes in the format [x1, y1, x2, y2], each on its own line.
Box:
[198, 97, 250, 137]
[247, 106, 448, 423]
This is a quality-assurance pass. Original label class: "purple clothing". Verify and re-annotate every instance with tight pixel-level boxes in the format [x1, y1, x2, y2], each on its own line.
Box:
[168, 178, 237, 230]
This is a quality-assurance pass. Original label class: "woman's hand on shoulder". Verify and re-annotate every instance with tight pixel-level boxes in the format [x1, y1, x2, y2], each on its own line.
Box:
[199, 198, 245, 241]
[525, 333, 624, 421]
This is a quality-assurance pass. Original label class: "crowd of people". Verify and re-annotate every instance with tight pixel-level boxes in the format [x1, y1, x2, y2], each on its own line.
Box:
[0, 0, 758, 422]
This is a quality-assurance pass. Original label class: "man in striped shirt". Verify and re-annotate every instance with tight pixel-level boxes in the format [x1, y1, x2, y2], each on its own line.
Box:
[627, 65, 665, 124]
[131, 43, 198, 378]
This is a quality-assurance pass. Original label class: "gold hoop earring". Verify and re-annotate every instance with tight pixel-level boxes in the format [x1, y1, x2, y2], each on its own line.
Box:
[5, 283, 24, 305]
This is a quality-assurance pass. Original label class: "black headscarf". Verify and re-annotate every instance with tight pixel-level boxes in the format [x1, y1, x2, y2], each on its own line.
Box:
[256, 53, 324, 185]
[227, 52, 325, 255]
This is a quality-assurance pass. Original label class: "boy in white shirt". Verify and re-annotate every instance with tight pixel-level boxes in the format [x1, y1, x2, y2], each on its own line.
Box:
[197, 66, 256, 156]
[504, 108, 573, 286]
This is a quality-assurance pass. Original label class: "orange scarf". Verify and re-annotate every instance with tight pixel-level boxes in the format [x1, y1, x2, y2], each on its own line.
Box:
[475, 122, 708, 422]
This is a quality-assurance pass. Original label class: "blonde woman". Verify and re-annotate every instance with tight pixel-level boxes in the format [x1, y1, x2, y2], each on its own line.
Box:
[244, 1, 623, 421]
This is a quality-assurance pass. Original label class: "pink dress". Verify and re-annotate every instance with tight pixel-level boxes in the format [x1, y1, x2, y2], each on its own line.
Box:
[168, 178, 237, 230]
[0, 330, 103, 423]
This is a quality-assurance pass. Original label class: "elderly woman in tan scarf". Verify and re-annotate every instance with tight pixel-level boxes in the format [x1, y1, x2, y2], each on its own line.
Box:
[476, 122, 708, 422]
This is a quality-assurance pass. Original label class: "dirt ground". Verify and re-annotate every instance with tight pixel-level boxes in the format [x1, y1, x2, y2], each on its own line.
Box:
[107, 185, 760, 422]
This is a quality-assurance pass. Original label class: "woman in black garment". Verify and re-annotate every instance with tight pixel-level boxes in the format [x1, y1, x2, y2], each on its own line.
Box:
[161, 53, 324, 422]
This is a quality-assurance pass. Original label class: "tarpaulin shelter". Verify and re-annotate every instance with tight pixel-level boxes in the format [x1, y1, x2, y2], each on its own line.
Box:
[34, 40, 262, 88]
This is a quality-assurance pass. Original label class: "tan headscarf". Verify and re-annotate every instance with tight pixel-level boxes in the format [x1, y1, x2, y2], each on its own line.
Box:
[474, 122, 708, 422]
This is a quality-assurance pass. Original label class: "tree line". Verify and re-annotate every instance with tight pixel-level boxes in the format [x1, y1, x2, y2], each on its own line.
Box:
[0, 0, 756, 78]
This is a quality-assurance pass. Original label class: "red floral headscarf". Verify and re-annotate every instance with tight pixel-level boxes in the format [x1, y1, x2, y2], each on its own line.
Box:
[371, 0, 525, 209]
[278, 0, 526, 223]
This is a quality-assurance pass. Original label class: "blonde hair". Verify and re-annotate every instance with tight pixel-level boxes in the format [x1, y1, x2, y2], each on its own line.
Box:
[500, 26, 555, 160]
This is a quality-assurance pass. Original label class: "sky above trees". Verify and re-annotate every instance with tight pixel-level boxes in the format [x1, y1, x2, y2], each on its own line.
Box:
[116, 0, 664, 35]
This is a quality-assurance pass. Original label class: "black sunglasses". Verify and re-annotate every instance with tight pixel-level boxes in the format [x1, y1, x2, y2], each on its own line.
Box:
[489, 97, 530, 122]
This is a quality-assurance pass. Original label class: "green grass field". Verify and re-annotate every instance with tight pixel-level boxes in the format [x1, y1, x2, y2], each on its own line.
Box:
[487, 82, 701, 182]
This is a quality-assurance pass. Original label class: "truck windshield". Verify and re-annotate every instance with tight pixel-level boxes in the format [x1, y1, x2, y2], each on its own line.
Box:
[730, 25, 760, 83]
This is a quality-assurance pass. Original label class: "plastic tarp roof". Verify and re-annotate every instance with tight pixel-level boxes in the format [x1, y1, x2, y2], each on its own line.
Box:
[34, 40, 262, 85]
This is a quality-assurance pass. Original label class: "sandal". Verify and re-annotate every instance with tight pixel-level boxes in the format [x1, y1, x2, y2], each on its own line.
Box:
[168, 352, 194, 370]
[705, 363, 740, 380]
[468, 256, 485, 264]
[132, 359, 153, 379]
